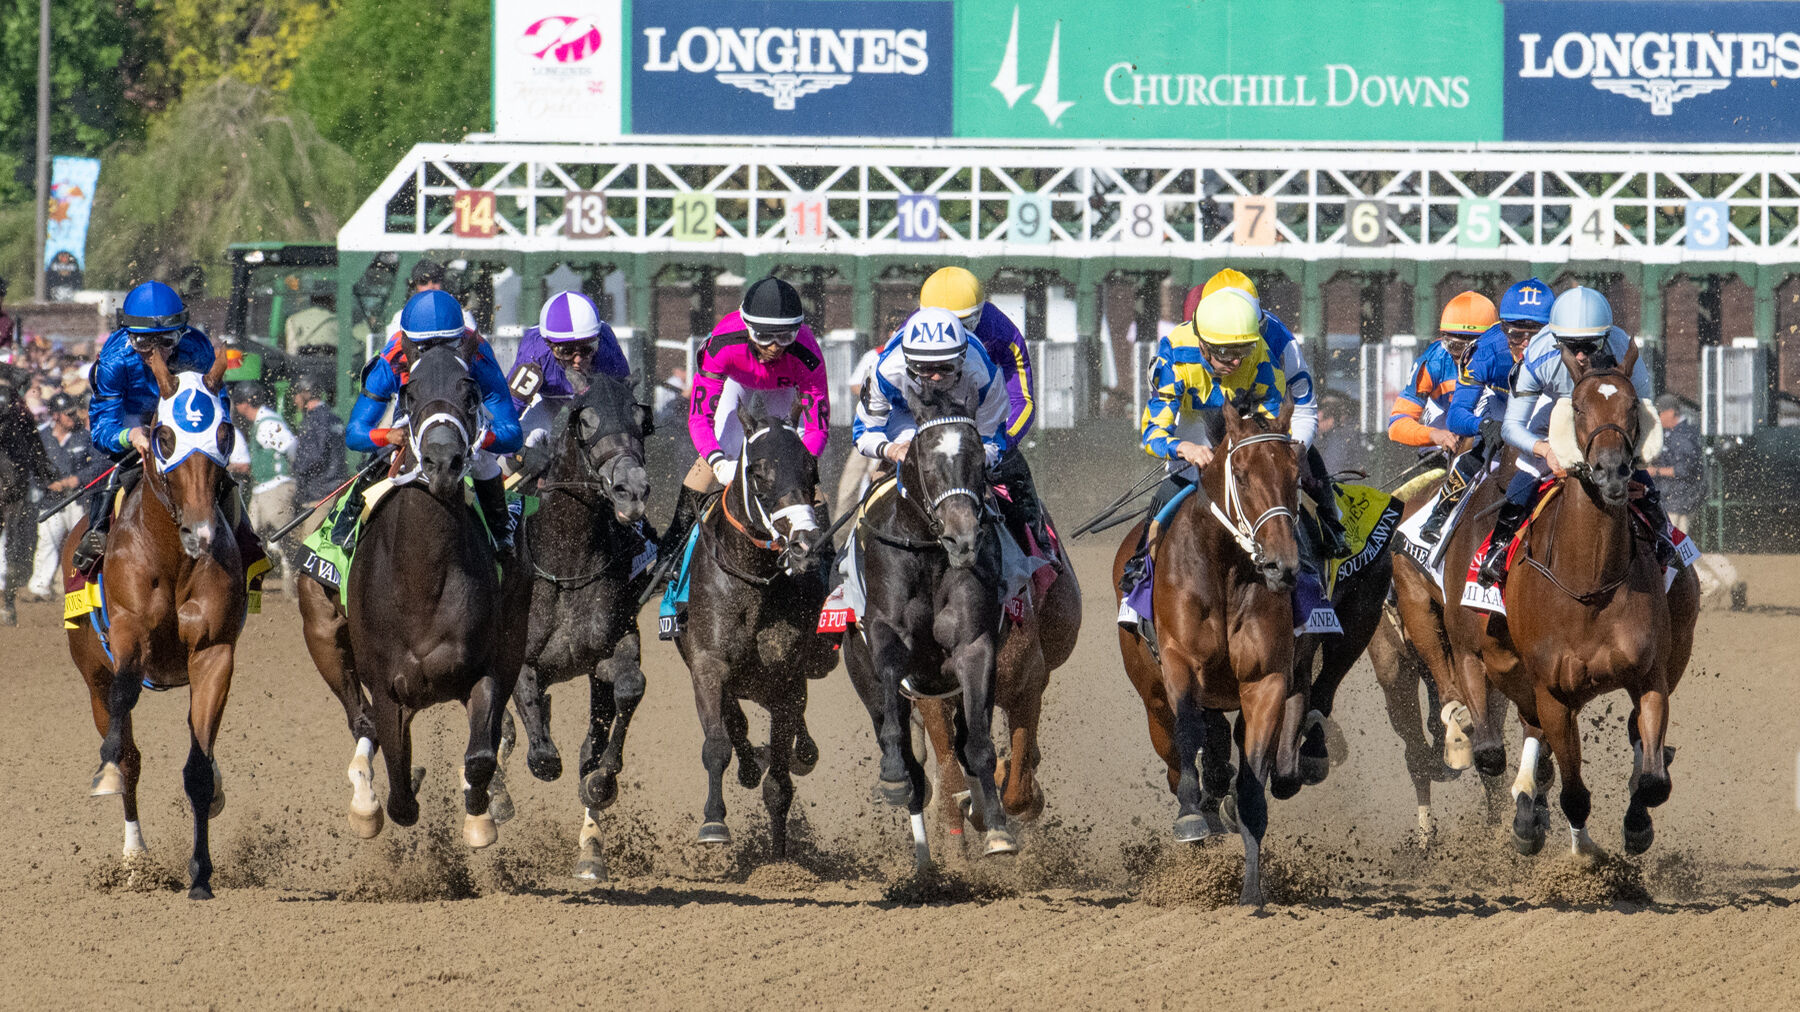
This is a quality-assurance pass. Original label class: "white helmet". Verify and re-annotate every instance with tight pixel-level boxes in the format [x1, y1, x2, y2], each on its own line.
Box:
[898, 307, 968, 365]
[1546, 286, 1613, 341]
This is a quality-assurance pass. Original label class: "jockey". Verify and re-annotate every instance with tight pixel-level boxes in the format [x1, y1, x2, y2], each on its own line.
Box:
[1387, 291, 1495, 450]
[854, 306, 1010, 468]
[917, 267, 1047, 545]
[1118, 289, 1287, 601]
[1418, 277, 1553, 544]
[508, 290, 631, 465]
[655, 276, 830, 565]
[74, 281, 252, 573]
[1476, 286, 1668, 586]
[1190, 269, 1342, 555]
[343, 289, 523, 552]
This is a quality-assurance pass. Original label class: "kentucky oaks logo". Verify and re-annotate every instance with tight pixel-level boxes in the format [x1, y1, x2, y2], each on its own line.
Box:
[521, 16, 607, 64]
[1515, 31, 1800, 115]
[640, 24, 931, 110]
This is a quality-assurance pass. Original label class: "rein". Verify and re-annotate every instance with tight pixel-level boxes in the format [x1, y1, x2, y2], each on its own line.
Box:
[891, 415, 990, 545]
[1517, 488, 1637, 604]
[1205, 432, 1298, 566]
[526, 425, 644, 588]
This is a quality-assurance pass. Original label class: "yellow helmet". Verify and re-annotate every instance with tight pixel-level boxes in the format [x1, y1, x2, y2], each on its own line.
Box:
[1439, 290, 1498, 336]
[1201, 268, 1259, 302]
[919, 267, 985, 322]
[1192, 289, 1263, 346]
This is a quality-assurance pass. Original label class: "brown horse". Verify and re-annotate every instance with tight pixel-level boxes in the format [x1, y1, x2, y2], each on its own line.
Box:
[912, 504, 1081, 853]
[1435, 344, 1699, 856]
[65, 349, 243, 899]
[1114, 398, 1301, 906]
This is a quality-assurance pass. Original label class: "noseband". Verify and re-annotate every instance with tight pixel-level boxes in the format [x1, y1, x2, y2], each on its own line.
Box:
[1207, 431, 1297, 566]
[904, 415, 986, 539]
[1571, 371, 1640, 473]
[395, 351, 483, 485]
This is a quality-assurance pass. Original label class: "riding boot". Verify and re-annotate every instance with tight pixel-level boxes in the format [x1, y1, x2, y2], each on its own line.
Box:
[328, 466, 377, 551]
[473, 475, 514, 555]
[71, 473, 119, 576]
[1315, 486, 1350, 559]
[1477, 502, 1529, 587]
[1634, 487, 1678, 567]
[638, 486, 704, 607]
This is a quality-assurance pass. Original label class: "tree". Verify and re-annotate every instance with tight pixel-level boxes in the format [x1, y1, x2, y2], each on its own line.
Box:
[289, 0, 490, 191]
[145, 0, 337, 98]
[0, 3, 149, 203]
[84, 77, 358, 288]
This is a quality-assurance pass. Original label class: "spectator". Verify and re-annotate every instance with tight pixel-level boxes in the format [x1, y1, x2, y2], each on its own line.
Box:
[290, 374, 349, 534]
[233, 382, 298, 587]
[26, 392, 103, 600]
[1651, 393, 1701, 532]
[285, 284, 339, 356]
[1314, 390, 1356, 477]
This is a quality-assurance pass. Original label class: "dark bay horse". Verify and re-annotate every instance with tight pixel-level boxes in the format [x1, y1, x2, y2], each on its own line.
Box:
[674, 404, 834, 858]
[65, 350, 243, 899]
[843, 386, 1018, 868]
[508, 372, 651, 879]
[1, 364, 57, 624]
[1113, 397, 1301, 906]
[298, 335, 528, 849]
[1439, 343, 1699, 856]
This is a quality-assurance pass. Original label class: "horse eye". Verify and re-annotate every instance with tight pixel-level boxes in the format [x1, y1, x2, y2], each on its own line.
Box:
[215, 423, 235, 457]
[156, 426, 176, 458]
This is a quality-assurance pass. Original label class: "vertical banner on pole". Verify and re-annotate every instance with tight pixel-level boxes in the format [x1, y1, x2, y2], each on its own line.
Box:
[43, 155, 100, 297]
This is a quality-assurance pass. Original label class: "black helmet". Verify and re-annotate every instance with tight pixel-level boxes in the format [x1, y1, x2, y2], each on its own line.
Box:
[234, 381, 273, 408]
[740, 276, 804, 330]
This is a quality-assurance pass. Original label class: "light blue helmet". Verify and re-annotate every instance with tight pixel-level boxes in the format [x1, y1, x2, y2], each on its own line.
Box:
[1546, 286, 1612, 341]
[1498, 277, 1553, 325]
[399, 289, 469, 343]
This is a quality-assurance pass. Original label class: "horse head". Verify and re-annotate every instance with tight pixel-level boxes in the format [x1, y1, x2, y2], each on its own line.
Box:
[399, 335, 483, 501]
[1215, 393, 1301, 593]
[1553, 339, 1659, 508]
[736, 397, 823, 577]
[903, 383, 987, 570]
[555, 371, 650, 524]
[145, 345, 235, 558]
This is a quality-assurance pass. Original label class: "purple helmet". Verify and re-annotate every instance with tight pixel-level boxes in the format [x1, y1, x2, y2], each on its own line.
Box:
[539, 291, 602, 343]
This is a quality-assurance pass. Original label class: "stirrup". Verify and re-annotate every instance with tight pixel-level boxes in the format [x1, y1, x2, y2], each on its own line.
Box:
[72, 530, 106, 575]
[1476, 544, 1508, 587]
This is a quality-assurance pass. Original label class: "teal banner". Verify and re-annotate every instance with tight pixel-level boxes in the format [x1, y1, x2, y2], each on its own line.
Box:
[44, 155, 100, 269]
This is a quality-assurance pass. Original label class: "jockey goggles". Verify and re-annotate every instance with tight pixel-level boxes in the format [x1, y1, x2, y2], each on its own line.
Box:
[746, 323, 798, 348]
[128, 328, 182, 353]
[1557, 335, 1604, 356]
[1201, 340, 1252, 369]
[906, 357, 962, 381]
[550, 339, 598, 364]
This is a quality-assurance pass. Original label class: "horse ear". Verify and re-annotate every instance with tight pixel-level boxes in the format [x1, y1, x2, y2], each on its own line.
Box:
[459, 331, 481, 362]
[1275, 394, 1295, 435]
[145, 346, 178, 398]
[787, 396, 805, 428]
[1221, 395, 1244, 441]
[202, 340, 230, 392]
[1560, 344, 1587, 383]
[399, 334, 422, 367]
[1620, 336, 1640, 380]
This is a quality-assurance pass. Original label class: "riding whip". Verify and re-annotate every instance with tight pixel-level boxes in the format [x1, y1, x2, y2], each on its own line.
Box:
[267, 451, 393, 544]
[1068, 461, 1167, 539]
[36, 459, 136, 523]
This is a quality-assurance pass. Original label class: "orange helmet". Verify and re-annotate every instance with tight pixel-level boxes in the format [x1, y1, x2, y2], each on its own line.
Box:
[1439, 291, 1498, 336]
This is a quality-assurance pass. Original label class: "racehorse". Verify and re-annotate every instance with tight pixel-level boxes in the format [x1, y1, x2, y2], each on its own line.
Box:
[905, 501, 1081, 853]
[1113, 396, 1302, 906]
[508, 371, 652, 879]
[1438, 342, 1699, 856]
[0, 365, 56, 624]
[842, 383, 1018, 867]
[674, 401, 834, 858]
[65, 349, 243, 899]
[297, 335, 528, 849]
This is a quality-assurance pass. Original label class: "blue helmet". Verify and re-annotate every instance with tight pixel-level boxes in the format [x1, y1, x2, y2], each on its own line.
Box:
[1498, 278, 1553, 325]
[399, 289, 469, 343]
[1546, 286, 1613, 341]
[120, 281, 188, 334]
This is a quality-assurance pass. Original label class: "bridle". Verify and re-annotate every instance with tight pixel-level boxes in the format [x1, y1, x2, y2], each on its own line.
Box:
[1206, 431, 1298, 567]
[899, 415, 987, 541]
[527, 402, 646, 587]
[393, 349, 484, 486]
[713, 422, 818, 581]
[1568, 368, 1641, 476]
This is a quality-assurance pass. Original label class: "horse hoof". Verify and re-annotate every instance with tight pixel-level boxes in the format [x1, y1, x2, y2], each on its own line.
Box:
[187, 883, 214, 901]
[955, 790, 974, 822]
[878, 778, 912, 807]
[1622, 817, 1655, 856]
[410, 766, 426, 794]
[1013, 783, 1046, 824]
[792, 734, 820, 777]
[487, 782, 516, 826]
[1473, 744, 1507, 779]
[579, 770, 619, 811]
[983, 829, 1018, 856]
[463, 813, 498, 849]
[697, 821, 731, 845]
[572, 854, 608, 882]
[737, 754, 765, 789]
[90, 762, 124, 797]
[1220, 794, 1240, 834]
[1173, 813, 1211, 844]
[348, 804, 384, 839]
[1510, 793, 1545, 855]
[526, 749, 563, 782]
[1441, 703, 1475, 771]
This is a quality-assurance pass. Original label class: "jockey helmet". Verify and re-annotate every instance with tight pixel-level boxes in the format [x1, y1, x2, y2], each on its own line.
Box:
[120, 281, 188, 335]
[1439, 291, 1497, 336]
[539, 290, 602, 342]
[1546, 286, 1612, 341]
[919, 266, 985, 323]
[899, 307, 969, 365]
[1192, 289, 1262, 346]
[399, 289, 470, 343]
[741, 277, 805, 347]
[1201, 267, 1259, 302]
[1499, 277, 1553, 325]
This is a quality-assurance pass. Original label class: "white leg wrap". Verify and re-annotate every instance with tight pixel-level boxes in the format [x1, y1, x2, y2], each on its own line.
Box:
[1512, 737, 1541, 800]
[123, 820, 146, 856]
[579, 808, 603, 849]
[910, 812, 931, 869]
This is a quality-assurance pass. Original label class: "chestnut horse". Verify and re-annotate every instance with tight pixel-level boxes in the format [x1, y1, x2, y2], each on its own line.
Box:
[66, 350, 243, 899]
[298, 336, 529, 850]
[1436, 342, 1699, 856]
[1114, 397, 1302, 906]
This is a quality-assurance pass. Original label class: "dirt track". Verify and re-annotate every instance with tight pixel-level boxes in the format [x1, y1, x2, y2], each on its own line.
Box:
[4, 544, 1798, 1008]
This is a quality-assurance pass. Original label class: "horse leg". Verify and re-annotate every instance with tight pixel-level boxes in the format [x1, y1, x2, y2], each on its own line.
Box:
[373, 696, 419, 828]
[573, 806, 608, 881]
[1235, 672, 1288, 907]
[511, 662, 562, 781]
[299, 579, 375, 745]
[867, 626, 919, 805]
[999, 686, 1046, 823]
[182, 643, 233, 900]
[1478, 691, 1516, 825]
[1508, 723, 1551, 855]
[1370, 629, 1437, 844]
[1167, 678, 1213, 843]
[1454, 649, 1507, 778]
[1199, 708, 1236, 833]
[1269, 674, 1309, 802]
[951, 670, 1015, 858]
[916, 697, 970, 856]
[763, 695, 800, 861]
[1535, 689, 1598, 858]
[584, 634, 645, 811]
[458, 672, 507, 849]
[81, 655, 147, 855]
[724, 699, 763, 790]
[690, 654, 734, 845]
[1623, 684, 1673, 855]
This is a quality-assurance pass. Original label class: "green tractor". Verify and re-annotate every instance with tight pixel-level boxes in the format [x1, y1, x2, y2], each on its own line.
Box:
[221, 242, 344, 403]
